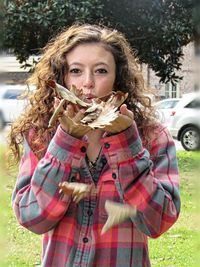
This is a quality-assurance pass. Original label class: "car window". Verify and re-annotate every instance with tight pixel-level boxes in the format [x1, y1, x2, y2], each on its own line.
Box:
[157, 100, 179, 109]
[185, 98, 200, 109]
[3, 90, 24, 100]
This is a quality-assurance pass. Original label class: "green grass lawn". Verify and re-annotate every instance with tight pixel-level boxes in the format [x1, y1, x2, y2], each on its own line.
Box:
[149, 151, 199, 267]
[0, 146, 199, 266]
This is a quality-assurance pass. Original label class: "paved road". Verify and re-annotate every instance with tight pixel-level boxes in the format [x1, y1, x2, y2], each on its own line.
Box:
[0, 125, 184, 150]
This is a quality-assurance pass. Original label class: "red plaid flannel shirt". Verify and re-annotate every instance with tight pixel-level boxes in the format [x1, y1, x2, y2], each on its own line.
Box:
[12, 122, 180, 267]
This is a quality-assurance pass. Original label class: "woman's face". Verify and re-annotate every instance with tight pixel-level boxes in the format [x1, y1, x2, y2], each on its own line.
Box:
[64, 43, 116, 101]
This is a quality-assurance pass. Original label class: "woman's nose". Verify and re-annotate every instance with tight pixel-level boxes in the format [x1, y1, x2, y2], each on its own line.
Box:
[83, 72, 95, 89]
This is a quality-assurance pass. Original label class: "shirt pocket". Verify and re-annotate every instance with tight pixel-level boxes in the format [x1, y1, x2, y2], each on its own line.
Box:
[97, 172, 121, 220]
[150, 153, 167, 170]
[65, 200, 77, 217]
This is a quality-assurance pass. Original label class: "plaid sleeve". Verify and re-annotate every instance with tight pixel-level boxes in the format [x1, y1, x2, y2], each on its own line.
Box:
[101, 122, 180, 238]
[12, 126, 88, 234]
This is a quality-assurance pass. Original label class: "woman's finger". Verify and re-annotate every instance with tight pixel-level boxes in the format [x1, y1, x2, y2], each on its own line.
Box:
[66, 104, 74, 118]
[74, 109, 85, 123]
[72, 103, 81, 113]
[54, 97, 60, 109]
[120, 104, 134, 119]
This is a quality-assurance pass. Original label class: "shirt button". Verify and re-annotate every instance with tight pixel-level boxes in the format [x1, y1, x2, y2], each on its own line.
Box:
[112, 172, 117, 179]
[87, 210, 93, 216]
[104, 143, 110, 149]
[83, 237, 89, 243]
[80, 146, 86, 153]
[71, 176, 76, 182]
[101, 157, 107, 164]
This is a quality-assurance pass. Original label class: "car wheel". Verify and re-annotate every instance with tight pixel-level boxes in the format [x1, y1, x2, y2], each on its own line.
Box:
[0, 112, 5, 131]
[180, 126, 200, 151]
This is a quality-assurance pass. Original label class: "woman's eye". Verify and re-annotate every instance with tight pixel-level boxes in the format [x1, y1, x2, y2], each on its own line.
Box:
[96, 68, 108, 74]
[69, 68, 81, 74]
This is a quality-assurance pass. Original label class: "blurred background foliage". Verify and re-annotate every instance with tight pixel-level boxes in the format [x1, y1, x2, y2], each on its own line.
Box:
[0, 0, 199, 83]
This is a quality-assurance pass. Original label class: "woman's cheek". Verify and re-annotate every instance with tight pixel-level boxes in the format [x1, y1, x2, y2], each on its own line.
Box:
[98, 80, 114, 95]
[65, 77, 83, 89]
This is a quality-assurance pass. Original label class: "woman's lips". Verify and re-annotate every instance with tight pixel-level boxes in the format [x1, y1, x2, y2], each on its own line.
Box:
[84, 94, 96, 102]
[85, 94, 96, 99]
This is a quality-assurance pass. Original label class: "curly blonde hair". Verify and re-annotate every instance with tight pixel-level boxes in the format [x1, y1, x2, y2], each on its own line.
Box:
[8, 23, 156, 162]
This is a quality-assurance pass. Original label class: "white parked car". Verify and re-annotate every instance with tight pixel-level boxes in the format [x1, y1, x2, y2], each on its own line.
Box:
[0, 84, 34, 130]
[166, 92, 200, 151]
[155, 98, 180, 123]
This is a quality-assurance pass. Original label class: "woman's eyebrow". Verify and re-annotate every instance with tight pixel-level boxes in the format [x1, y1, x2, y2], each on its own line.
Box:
[68, 62, 84, 67]
[68, 62, 109, 67]
[94, 62, 109, 67]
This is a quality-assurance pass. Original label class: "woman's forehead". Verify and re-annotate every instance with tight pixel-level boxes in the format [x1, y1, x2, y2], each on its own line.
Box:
[65, 43, 115, 65]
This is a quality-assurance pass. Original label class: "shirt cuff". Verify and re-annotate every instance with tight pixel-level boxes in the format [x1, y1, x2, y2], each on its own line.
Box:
[101, 122, 143, 166]
[47, 125, 88, 167]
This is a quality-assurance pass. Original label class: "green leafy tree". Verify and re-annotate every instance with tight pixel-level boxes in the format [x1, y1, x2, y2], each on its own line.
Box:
[192, 1, 200, 42]
[102, 0, 196, 83]
[0, 0, 6, 50]
[2, 0, 197, 83]
[3, 0, 103, 66]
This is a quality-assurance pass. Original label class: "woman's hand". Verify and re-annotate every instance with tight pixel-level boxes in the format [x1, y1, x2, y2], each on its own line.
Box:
[103, 104, 134, 134]
[53, 99, 133, 136]
[54, 98, 91, 138]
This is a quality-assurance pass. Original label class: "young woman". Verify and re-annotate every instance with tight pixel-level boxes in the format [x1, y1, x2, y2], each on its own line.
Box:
[10, 24, 180, 267]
